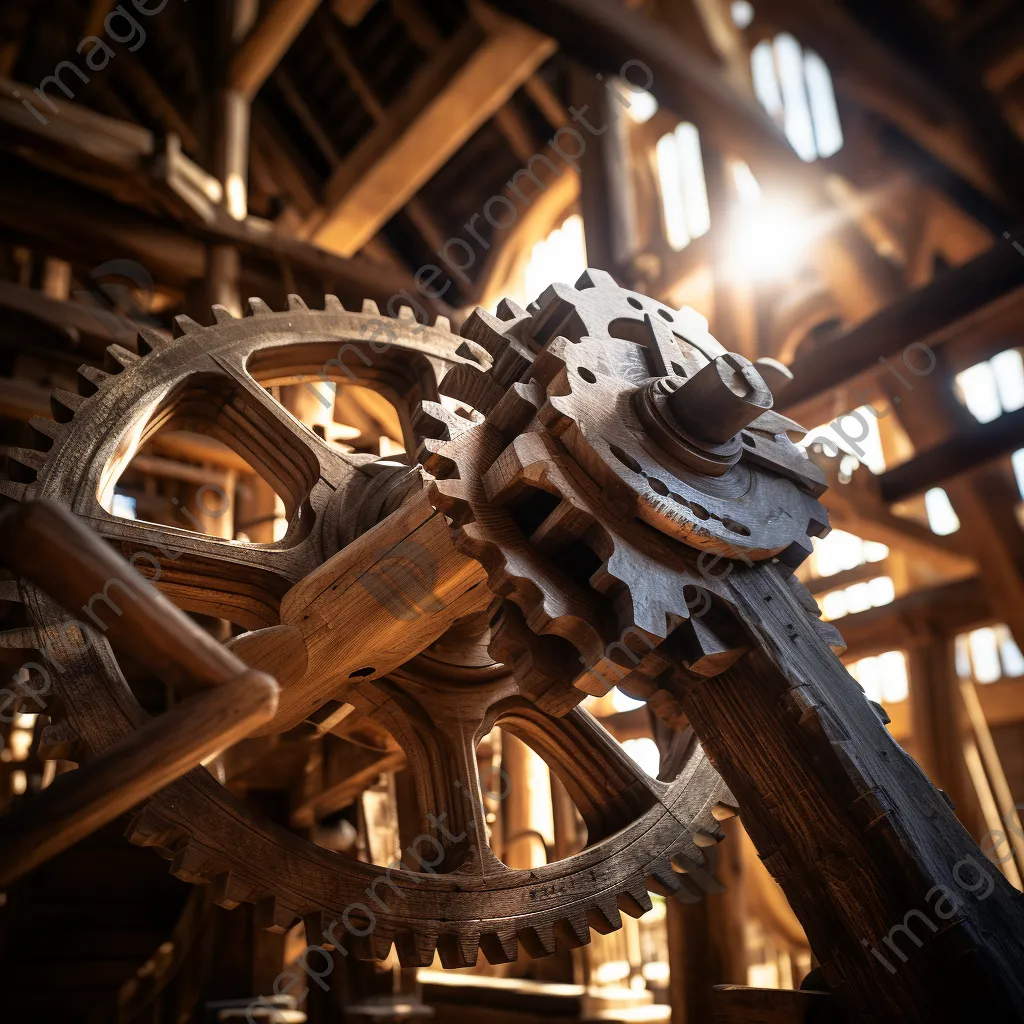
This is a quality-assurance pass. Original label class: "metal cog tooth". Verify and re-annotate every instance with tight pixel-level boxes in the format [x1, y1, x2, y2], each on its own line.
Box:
[76, 364, 110, 397]
[324, 294, 345, 312]
[362, 298, 381, 316]
[0, 480, 29, 502]
[38, 717, 81, 762]
[211, 304, 238, 323]
[0, 580, 21, 603]
[174, 314, 203, 335]
[6, 447, 46, 483]
[433, 314, 451, 332]
[247, 297, 273, 316]
[287, 294, 309, 311]
[49, 388, 85, 423]
[104, 344, 140, 372]
[436, 932, 480, 969]
[137, 326, 169, 354]
[28, 416, 60, 447]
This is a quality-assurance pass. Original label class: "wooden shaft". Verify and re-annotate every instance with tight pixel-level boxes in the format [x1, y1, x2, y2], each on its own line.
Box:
[678, 567, 1024, 1022]
[0, 499, 244, 690]
[0, 669, 277, 886]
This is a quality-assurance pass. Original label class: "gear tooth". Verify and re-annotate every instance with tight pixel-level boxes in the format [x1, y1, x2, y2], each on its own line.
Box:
[675, 616, 747, 679]
[174, 314, 203, 336]
[256, 895, 298, 934]
[324, 294, 345, 312]
[516, 922, 557, 960]
[397, 305, 415, 321]
[586, 897, 623, 935]
[302, 911, 335, 949]
[575, 268, 618, 291]
[395, 931, 438, 968]
[124, 809, 187, 852]
[646, 857, 685, 898]
[616, 875, 653, 918]
[211, 304, 237, 324]
[212, 871, 253, 910]
[50, 388, 85, 423]
[814, 619, 847, 654]
[287, 294, 308, 311]
[0, 581, 21, 603]
[436, 932, 479, 969]
[77, 364, 110, 397]
[712, 799, 740, 821]
[169, 844, 213, 884]
[7, 448, 46, 483]
[38, 717, 81, 761]
[348, 929, 394, 961]
[104, 344, 139, 373]
[480, 928, 519, 965]
[553, 911, 591, 949]
[248, 297, 273, 317]
[28, 416, 60, 446]
[137, 327, 168, 354]
[362, 299, 381, 316]
[694, 828, 723, 847]
[0, 480, 29, 502]
[671, 850, 726, 896]
[433, 314, 451, 332]
[439, 363, 505, 415]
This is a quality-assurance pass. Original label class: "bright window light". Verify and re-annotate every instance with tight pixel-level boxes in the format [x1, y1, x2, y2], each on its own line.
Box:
[731, 1, 755, 29]
[867, 575, 895, 608]
[812, 529, 867, 577]
[804, 51, 843, 158]
[622, 737, 661, 778]
[924, 487, 960, 536]
[656, 124, 711, 252]
[731, 160, 762, 205]
[956, 361, 1002, 424]
[864, 540, 890, 563]
[1012, 449, 1024, 499]
[620, 82, 658, 125]
[524, 214, 588, 305]
[800, 408, 886, 474]
[991, 349, 1024, 414]
[997, 625, 1024, 677]
[968, 627, 1002, 684]
[847, 650, 908, 705]
[819, 575, 895, 621]
[752, 35, 843, 161]
[957, 624, 1024, 682]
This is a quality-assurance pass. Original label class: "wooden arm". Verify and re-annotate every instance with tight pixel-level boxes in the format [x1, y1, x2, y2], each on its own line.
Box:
[0, 500, 278, 885]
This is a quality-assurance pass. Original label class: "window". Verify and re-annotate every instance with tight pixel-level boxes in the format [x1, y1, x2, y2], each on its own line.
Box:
[924, 487, 960, 536]
[522, 214, 588, 308]
[955, 625, 1024, 684]
[846, 650, 909, 704]
[818, 576, 895, 621]
[955, 349, 1024, 424]
[752, 34, 843, 161]
[656, 123, 711, 251]
[622, 737, 661, 778]
[807, 529, 888, 579]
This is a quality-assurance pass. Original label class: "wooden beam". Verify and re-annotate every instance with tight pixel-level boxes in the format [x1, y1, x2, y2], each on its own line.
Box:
[229, 0, 322, 99]
[311, 12, 556, 257]
[779, 245, 1024, 414]
[879, 404, 1024, 502]
[333, 0, 377, 27]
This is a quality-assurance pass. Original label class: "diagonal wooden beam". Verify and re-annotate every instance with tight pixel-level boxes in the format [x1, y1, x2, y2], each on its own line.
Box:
[310, 9, 556, 257]
[230, 0, 322, 99]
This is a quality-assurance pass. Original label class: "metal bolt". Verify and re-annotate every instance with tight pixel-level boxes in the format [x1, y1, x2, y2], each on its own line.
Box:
[666, 354, 773, 445]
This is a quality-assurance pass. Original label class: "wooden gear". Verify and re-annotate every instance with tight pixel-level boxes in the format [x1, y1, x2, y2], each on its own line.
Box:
[3, 272, 1024, 1022]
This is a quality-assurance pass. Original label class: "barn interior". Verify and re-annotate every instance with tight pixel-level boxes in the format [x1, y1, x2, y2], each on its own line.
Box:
[1, 0, 1024, 1022]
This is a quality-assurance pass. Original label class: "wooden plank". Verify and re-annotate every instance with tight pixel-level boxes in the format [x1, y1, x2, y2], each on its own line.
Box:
[230, 0, 323, 98]
[712, 985, 832, 1023]
[311, 13, 556, 257]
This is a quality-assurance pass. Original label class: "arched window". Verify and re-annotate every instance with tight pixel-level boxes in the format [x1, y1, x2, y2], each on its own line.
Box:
[656, 122, 711, 251]
[523, 213, 588, 303]
[752, 34, 843, 161]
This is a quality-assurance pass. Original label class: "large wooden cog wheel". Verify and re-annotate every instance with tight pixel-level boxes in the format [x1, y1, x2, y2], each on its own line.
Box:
[1, 293, 735, 969]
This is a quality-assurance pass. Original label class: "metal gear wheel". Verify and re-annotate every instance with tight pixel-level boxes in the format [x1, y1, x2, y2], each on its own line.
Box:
[420, 270, 843, 718]
[1, 293, 735, 968]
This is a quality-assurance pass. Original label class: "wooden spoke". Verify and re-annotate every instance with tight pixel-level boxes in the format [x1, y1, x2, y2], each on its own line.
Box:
[496, 702, 663, 844]
[352, 679, 507, 876]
